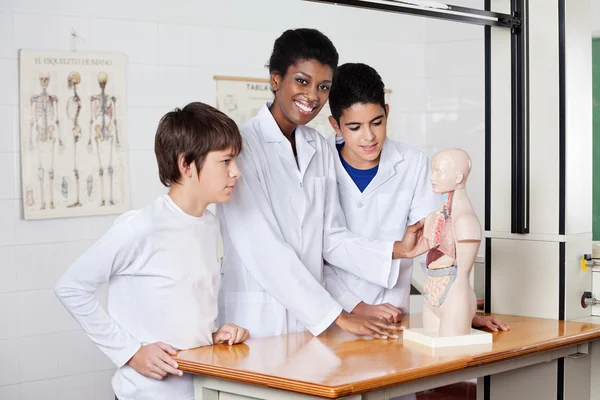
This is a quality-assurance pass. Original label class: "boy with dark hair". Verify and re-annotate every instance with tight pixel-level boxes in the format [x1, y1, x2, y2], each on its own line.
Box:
[325, 63, 509, 333]
[55, 101, 249, 400]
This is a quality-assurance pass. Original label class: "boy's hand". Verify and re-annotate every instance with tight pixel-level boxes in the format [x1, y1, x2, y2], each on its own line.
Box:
[393, 219, 430, 258]
[127, 342, 182, 380]
[213, 323, 250, 345]
[335, 311, 404, 339]
[472, 315, 510, 332]
[352, 301, 403, 323]
[402, 219, 424, 251]
[407, 235, 432, 258]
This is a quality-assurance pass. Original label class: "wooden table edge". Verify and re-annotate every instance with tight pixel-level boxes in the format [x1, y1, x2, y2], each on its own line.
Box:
[467, 329, 600, 366]
[178, 329, 600, 399]
[177, 360, 354, 398]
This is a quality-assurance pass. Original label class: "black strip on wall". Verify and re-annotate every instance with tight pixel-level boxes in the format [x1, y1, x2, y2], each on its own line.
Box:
[510, 0, 529, 234]
[557, 357, 565, 400]
[485, 238, 492, 314]
[558, 0, 566, 235]
[559, 242, 566, 320]
[485, 22, 491, 232]
[483, 6, 491, 400]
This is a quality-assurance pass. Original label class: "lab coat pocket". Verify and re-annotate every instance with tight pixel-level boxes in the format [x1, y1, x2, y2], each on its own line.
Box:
[377, 191, 411, 234]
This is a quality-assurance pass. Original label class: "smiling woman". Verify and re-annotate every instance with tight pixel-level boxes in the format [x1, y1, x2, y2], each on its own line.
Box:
[268, 59, 333, 148]
[266, 29, 336, 148]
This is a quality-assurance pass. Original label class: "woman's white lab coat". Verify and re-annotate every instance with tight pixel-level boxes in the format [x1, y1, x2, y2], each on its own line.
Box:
[216, 104, 400, 338]
[324, 135, 441, 314]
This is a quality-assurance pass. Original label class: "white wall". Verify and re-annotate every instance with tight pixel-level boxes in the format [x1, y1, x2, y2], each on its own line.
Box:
[421, 16, 484, 247]
[406, 3, 485, 299]
[593, 0, 600, 37]
[0, 0, 484, 398]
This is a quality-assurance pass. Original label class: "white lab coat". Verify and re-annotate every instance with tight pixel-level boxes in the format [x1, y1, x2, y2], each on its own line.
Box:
[216, 104, 400, 338]
[324, 135, 441, 313]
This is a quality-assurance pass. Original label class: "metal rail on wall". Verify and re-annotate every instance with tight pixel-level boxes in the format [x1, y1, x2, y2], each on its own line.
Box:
[302, 0, 520, 29]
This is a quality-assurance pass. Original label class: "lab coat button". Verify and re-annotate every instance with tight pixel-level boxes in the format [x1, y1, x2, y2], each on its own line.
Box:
[354, 275, 359, 280]
[357, 202, 363, 208]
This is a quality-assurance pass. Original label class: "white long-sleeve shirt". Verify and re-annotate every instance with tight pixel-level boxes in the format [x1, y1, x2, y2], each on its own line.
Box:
[54, 194, 221, 400]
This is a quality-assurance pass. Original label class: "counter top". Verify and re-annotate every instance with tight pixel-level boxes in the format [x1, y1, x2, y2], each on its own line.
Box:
[176, 314, 600, 398]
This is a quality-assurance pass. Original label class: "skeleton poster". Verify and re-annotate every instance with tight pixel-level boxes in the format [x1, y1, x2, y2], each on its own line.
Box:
[19, 50, 130, 220]
[215, 76, 391, 138]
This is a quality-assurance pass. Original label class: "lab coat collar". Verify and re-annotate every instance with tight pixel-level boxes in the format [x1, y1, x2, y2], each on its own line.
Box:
[259, 103, 316, 178]
[327, 134, 405, 197]
[258, 103, 315, 143]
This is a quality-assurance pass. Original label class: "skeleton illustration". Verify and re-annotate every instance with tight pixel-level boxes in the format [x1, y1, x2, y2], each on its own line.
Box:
[25, 187, 34, 207]
[66, 71, 83, 207]
[86, 174, 94, 198]
[88, 72, 120, 206]
[29, 72, 62, 210]
[223, 95, 238, 113]
[61, 176, 69, 200]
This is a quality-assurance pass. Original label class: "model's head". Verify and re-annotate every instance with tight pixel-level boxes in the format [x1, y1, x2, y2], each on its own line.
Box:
[430, 148, 472, 194]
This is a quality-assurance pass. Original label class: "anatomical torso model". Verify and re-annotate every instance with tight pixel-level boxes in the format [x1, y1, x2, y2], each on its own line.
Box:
[421, 148, 482, 337]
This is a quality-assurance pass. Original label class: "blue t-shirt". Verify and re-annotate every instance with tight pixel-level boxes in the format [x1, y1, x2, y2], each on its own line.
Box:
[336, 143, 378, 192]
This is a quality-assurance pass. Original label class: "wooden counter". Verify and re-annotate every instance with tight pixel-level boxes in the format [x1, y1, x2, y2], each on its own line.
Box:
[176, 314, 600, 399]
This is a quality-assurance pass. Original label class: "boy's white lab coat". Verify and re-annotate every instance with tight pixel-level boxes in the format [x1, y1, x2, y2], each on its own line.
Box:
[216, 104, 400, 338]
[324, 135, 441, 313]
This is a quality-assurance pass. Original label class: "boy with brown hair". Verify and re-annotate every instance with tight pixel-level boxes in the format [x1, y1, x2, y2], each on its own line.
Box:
[55, 102, 249, 400]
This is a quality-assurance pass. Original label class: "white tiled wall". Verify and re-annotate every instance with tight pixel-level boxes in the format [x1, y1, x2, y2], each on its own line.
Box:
[594, 1, 600, 37]
[0, 0, 485, 398]
[419, 15, 485, 256]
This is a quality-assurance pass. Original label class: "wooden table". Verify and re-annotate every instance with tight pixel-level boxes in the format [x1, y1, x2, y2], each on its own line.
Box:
[176, 314, 600, 399]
